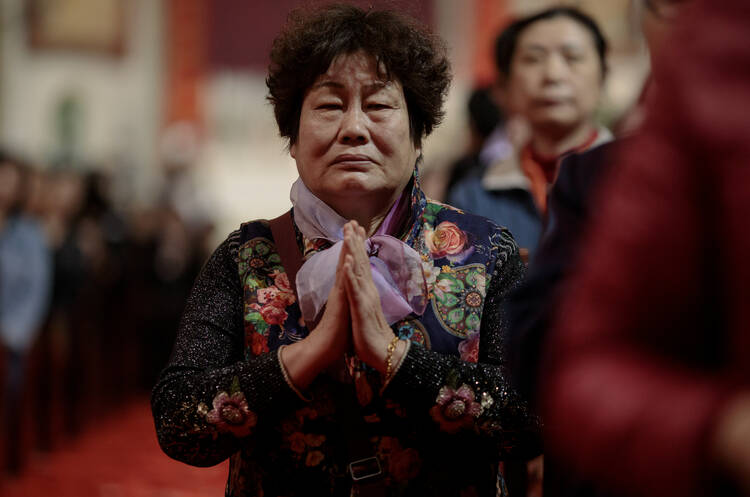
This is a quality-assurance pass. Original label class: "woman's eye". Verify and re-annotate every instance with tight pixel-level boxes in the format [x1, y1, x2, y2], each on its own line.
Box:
[316, 103, 342, 110]
[520, 55, 542, 65]
[367, 103, 391, 111]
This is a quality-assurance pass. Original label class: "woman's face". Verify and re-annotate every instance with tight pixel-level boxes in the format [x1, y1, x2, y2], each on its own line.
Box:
[505, 17, 603, 135]
[291, 51, 419, 208]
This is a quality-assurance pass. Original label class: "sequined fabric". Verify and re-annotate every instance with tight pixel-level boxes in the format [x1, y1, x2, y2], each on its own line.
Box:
[152, 195, 541, 496]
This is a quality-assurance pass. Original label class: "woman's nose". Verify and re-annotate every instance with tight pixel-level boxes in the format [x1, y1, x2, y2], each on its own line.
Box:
[338, 107, 369, 144]
[543, 53, 568, 82]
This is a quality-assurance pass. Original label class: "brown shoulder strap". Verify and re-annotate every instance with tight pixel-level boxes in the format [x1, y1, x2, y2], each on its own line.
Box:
[268, 210, 303, 304]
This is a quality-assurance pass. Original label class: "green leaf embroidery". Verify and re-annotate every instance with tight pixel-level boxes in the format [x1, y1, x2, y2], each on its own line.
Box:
[230, 376, 241, 395]
[447, 308, 465, 324]
[255, 242, 270, 256]
[245, 311, 262, 322]
[446, 369, 460, 389]
[441, 293, 459, 307]
[268, 253, 281, 264]
[464, 269, 480, 287]
[465, 312, 481, 332]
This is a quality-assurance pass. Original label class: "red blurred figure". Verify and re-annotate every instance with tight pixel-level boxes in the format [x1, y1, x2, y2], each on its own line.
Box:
[542, 0, 750, 495]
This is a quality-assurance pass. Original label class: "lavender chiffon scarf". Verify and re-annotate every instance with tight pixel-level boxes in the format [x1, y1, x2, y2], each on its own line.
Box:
[290, 178, 428, 326]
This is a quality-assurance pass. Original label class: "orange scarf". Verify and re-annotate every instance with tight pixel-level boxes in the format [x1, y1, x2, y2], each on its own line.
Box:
[520, 130, 600, 214]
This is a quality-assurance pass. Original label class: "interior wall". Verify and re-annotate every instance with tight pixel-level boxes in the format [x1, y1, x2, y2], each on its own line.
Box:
[0, 0, 164, 204]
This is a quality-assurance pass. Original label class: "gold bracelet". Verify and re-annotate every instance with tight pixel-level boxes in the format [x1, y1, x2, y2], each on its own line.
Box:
[277, 346, 311, 402]
[384, 336, 400, 381]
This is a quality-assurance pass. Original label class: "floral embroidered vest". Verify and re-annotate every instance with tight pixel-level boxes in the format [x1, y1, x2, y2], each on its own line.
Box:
[228, 179, 511, 496]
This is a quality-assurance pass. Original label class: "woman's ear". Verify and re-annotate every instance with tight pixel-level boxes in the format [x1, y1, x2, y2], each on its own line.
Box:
[290, 142, 297, 159]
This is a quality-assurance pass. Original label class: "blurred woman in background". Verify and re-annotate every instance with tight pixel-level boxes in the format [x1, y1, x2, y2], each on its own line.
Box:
[450, 7, 611, 258]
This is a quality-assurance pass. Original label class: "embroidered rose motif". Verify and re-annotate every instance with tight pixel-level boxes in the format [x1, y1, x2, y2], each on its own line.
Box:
[257, 286, 281, 305]
[429, 384, 483, 433]
[250, 332, 269, 355]
[389, 446, 422, 482]
[458, 332, 479, 363]
[273, 272, 293, 294]
[295, 407, 319, 423]
[288, 432, 306, 454]
[426, 221, 468, 259]
[304, 433, 326, 447]
[305, 450, 325, 467]
[259, 303, 288, 325]
[205, 391, 257, 437]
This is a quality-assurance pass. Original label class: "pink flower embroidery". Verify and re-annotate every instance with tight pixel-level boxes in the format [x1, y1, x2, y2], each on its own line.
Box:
[274, 272, 293, 294]
[305, 450, 325, 467]
[257, 284, 295, 309]
[304, 433, 326, 447]
[421, 261, 441, 290]
[458, 332, 480, 363]
[426, 221, 467, 258]
[429, 384, 483, 433]
[259, 303, 288, 325]
[205, 391, 257, 437]
[288, 432, 307, 454]
[257, 286, 280, 305]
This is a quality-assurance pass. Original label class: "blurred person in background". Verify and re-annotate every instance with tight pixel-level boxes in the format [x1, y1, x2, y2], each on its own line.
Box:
[505, 1, 693, 495]
[158, 121, 215, 260]
[0, 151, 52, 472]
[443, 87, 508, 195]
[539, 0, 750, 495]
[450, 7, 612, 260]
[152, 4, 540, 496]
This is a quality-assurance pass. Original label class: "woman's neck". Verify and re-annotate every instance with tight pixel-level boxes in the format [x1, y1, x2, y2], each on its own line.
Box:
[530, 121, 597, 158]
[327, 190, 402, 237]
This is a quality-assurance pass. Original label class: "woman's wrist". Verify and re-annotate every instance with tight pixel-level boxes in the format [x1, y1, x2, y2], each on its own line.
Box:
[362, 329, 408, 376]
[380, 339, 410, 394]
[280, 331, 336, 391]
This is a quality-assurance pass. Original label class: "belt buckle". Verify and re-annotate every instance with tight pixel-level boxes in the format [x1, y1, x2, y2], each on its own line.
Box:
[348, 456, 382, 481]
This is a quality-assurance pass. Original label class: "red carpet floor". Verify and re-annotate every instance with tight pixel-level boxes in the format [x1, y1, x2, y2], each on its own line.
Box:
[2, 399, 228, 497]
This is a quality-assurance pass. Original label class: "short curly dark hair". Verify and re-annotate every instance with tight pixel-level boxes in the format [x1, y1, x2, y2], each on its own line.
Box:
[266, 3, 451, 148]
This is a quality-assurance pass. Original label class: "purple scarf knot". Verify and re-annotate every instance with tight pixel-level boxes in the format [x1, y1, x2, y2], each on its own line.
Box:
[290, 179, 428, 326]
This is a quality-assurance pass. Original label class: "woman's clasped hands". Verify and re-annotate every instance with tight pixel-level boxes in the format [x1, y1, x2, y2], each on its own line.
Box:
[280, 220, 406, 390]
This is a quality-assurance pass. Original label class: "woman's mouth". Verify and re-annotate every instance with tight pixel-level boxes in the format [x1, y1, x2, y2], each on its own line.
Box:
[330, 154, 376, 168]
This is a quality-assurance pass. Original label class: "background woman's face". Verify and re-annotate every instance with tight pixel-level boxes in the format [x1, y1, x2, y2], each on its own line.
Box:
[291, 51, 419, 206]
[506, 17, 603, 134]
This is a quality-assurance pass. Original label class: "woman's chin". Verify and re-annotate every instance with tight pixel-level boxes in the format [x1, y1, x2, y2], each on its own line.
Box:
[533, 113, 587, 135]
[326, 173, 387, 196]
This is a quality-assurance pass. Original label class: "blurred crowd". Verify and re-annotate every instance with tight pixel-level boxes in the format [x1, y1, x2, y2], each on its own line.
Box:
[0, 151, 212, 476]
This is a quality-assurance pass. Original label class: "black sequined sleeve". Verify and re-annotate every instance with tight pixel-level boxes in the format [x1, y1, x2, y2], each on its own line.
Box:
[151, 232, 305, 467]
[385, 235, 542, 460]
